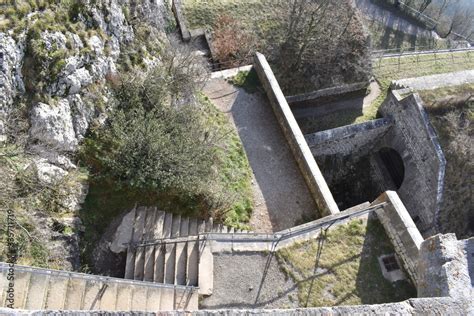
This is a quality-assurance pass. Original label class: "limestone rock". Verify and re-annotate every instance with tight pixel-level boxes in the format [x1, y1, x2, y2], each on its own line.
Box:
[34, 159, 68, 184]
[29, 99, 78, 152]
[0, 33, 25, 140]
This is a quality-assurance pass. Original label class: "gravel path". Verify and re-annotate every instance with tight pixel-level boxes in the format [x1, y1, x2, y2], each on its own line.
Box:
[204, 78, 317, 233]
[201, 252, 299, 309]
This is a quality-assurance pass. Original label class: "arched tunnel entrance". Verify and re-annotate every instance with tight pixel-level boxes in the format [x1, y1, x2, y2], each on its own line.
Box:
[377, 147, 405, 190]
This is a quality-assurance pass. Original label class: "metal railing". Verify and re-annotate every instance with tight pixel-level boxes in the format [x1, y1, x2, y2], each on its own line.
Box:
[131, 203, 387, 248]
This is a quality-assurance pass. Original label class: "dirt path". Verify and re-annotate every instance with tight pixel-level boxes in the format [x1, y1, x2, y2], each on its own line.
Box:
[204, 78, 317, 233]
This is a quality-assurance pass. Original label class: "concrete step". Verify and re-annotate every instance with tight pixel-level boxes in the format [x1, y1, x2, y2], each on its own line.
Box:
[159, 287, 175, 311]
[99, 283, 118, 311]
[131, 285, 148, 311]
[124, 247, 136, 280]
[44, 275, 69, 310]
[171, 214, 181, 238]
[175, 218, 189, 285]
[12, 270, 31, 308]
[153, 211, 166, 239]
[115, 283, 132, 311]
[186, 240, 199, 286]
[143, 245, 155, 282]
[134, 246, 146, 280]
[24, 272, 49, 310]
[187, 220, 199, 286]
[153, 245, 166, 283]
[82, 279, 103, 310]
[132, 207, 148, 280]
[64, 278, 86, 310]
[163, 212, 173, 238]
[164, 243, 176, 284]
[175, 241, 188, 285]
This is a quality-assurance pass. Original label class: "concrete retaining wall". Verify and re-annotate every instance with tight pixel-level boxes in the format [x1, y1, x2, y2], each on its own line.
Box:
[253, 52, 339, 216]
[379, 91, 446, 236]
[372, 191, 424, 285]
[305, 118, 393, 157]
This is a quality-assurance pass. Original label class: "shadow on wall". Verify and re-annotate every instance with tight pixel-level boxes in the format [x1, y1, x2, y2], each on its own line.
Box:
[292, 91, 366, 134]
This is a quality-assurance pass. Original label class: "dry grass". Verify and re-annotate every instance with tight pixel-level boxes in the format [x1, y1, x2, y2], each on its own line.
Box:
[277, 218, 416, 307]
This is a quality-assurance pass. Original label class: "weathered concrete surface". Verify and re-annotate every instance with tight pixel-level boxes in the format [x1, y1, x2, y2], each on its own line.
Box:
[203, 75, 317, 232]
[253, 52, 339, 217]
[418, 234, 474, 300]
[392, 69, 474, 91]
[200, 252, 299, 309]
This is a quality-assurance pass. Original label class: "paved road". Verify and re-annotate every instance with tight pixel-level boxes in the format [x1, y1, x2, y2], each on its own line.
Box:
[204, 78, 317, 233]
[355, 0, 438, 38]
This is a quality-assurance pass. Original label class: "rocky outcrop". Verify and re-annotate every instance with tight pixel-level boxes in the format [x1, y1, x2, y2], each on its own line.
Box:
[29, 100, 78, 152]
[0, 33, 25, 141]
[0, 0, 170, 271]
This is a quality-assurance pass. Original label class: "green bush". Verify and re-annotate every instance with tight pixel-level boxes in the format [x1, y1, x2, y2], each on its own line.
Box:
[83, 61, 215, 197]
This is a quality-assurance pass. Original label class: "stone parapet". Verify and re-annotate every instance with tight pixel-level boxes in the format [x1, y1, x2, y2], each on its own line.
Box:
[253, 52, 339, 216]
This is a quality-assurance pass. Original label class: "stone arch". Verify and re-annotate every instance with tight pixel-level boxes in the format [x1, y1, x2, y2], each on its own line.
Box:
[377, 147, 405, 190]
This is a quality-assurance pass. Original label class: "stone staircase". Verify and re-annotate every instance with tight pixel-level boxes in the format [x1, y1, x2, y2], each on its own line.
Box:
[0, 263, 198, 311]
[123, 207, 247, 295]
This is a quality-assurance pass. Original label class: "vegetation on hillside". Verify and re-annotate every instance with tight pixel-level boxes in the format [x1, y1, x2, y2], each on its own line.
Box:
[79, 46, 253, 269]
[277, 218, 416, 307]
[183, 0, 371, 94]
[418, 84, 474, 239]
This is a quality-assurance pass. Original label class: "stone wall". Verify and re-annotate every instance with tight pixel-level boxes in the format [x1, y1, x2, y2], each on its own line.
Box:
[418, 234, 474, 300]
[253, 52, 339, 216]
[3, 297, 470, 315]
[379, 91, 446, 237]
[172, 0, 191, 41]
[372, 191, 424, 285]
[305, 118, 393, 157]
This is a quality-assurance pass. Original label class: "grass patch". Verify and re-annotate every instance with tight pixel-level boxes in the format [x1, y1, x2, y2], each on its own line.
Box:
[200, 94, 254, 227]
[417, 85, 474, 238]
[227, 69, 260, 93]
[277, 218, 416, 307]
